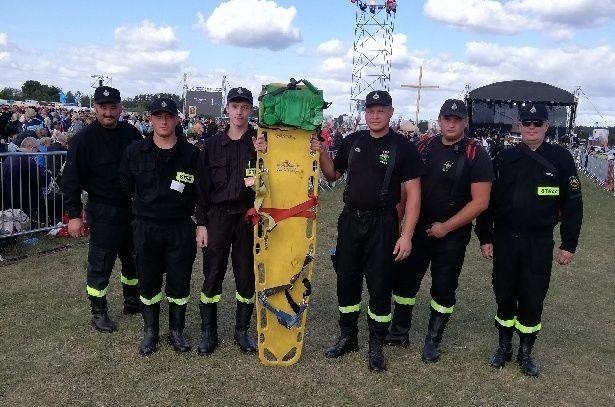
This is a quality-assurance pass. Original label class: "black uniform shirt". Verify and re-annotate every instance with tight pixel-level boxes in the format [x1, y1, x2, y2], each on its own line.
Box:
[420, 136, 493, 227]
[334, 129, 423, 210]
[61, 121, 142, 218]
[195, 126, 257, 226]
[120, 135, 199, 220]
[475, 141, 583, 252]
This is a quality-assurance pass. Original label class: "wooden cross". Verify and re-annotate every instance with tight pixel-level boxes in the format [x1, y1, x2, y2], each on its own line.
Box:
[401, 65, 439, 124]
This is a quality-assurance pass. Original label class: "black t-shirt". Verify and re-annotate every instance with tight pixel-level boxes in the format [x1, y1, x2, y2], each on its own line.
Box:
[154, 143, 177, 168]
[420, 136, 493, 225]
[334, 129, 423, 210]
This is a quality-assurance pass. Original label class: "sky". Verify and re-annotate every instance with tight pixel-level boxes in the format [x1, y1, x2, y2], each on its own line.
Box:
[0, 0, 614, 125]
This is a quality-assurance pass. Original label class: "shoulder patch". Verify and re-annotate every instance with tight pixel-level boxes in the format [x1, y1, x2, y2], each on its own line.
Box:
[569, 175, 580, 191]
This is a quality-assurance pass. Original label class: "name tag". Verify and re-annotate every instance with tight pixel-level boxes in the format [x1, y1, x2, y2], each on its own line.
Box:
[537, 186, 559, 196]
[176, 172, 194, 184]
[170, 180, 185, 193]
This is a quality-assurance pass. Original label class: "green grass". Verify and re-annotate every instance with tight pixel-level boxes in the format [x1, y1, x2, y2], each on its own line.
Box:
[0, 177, 614, 406]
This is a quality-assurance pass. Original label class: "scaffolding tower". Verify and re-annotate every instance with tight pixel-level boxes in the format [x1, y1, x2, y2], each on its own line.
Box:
[350, 0, 397, 114]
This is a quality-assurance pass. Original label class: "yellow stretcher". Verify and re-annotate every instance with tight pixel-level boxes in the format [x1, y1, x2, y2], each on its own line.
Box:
[249, 125, 319, 366]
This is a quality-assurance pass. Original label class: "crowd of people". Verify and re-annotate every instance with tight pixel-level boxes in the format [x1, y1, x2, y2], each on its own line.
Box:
[1, 85, 584, 380]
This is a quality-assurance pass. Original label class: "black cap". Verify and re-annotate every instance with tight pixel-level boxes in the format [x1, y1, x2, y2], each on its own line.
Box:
[148, 98, 179, 116]
[227, 87, 253, 104]
[439, 99, 467, 118]
[519, 103, 548, 121]
[93, 86, 121, 104]
[365, 90, 392, 107]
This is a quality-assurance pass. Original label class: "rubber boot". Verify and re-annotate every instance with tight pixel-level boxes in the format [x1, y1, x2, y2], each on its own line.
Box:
[234, 302, 257, 354]
[368, 331, 387, 372]
[385, 304, 413, 347]
[489, 326, 513, 368]
[89, 296, 116, 333]
[421, 311, 450, 363]
[139, 303, 160, 356]
[168, 303, 190, 353]
[324, 312, 360, 358]
[122, 284, 141, 315]
[517, 334, 539, 377]
[197, 303, 218, 356]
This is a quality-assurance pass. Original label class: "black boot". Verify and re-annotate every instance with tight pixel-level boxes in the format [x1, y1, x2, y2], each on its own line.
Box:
[385, 304, 413, 347]
[89, 296, 116, 333]
[122, 284, 141, 315]
[421, 311, 450, 363]
[368, 331, 387, 372]
[517, 334, 539, 377]
[489, 326, 513, 368]
[234, 302, 257, 354]
[197, 303, 218, 356]
[168, 303, 191, 353]
[324, 312, 360, 358]
[139, 303, 160, 356]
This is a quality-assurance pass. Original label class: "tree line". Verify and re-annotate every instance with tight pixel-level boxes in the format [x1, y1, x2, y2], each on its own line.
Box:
[0, 80, 182, 113]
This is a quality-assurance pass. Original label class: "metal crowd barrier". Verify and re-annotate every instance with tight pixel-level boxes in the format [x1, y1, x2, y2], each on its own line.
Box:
[574, 149, 615, 193]
[0, 151, 67, 238]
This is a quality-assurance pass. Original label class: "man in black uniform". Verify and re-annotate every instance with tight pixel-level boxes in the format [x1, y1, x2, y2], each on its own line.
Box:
[61, 86, 141, 333]
[311, 90, 423, 372]
[195, 87, 267, 356]
[475, 103, 583, 377]
[385, 99, 493, 363]
[120, 98, 199, 355]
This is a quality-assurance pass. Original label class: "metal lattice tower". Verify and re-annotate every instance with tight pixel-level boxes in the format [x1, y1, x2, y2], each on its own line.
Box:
[350, 1, 396, 113]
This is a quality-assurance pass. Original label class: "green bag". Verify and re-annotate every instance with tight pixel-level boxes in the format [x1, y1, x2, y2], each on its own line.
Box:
[259, 79, 328, 131]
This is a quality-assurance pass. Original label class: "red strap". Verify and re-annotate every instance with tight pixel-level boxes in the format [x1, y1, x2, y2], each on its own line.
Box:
[244, 195, 319, 225]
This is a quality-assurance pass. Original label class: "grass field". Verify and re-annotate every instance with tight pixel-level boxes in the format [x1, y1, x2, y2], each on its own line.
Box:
[1, 177, 614, 406]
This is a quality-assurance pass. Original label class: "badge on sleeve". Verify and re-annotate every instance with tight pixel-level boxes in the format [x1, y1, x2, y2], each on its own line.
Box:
[569, 175, 580, 191]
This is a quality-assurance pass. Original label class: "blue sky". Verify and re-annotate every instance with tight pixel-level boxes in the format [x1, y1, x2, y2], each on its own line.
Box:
[1, 0, 614, 125]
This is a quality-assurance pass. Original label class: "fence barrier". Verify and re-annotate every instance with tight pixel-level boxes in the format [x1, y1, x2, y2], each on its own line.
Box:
[573, 149, 615, 193]
[1, 151, 67, 238]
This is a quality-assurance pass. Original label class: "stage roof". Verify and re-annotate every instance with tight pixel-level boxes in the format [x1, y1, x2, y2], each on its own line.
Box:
[467, 80, 576, 104]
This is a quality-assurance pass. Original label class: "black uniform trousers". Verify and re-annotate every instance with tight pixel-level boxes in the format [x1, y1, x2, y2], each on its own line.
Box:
[133, 217, 196, 305]
[492, 232, 553, 334]
[200, 207, 255, 305]
[336, 206, 398, 334]
[85, 201, 137, 298]
[393, 228, 470, 314]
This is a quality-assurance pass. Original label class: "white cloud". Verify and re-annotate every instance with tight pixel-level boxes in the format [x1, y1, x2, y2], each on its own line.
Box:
[0, 33, 7, 47]
[423, 0, 615, 38]
[317, 39, 344, 56]
[197, 0, 301, 50]
[114, 20, 178, 51]
[0, 22, 189, 97]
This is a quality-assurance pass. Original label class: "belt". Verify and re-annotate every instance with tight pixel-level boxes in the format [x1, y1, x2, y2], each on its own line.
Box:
[344, 205, 394, 217]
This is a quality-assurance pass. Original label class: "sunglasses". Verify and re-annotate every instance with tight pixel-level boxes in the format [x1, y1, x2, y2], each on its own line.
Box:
[521, 120, 544, 127]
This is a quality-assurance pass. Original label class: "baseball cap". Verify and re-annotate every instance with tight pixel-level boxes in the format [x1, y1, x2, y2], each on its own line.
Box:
[227, 87, 253, 105]
[365, 90, 392, 107]
[519, 103, 548, 121]
[148, 98, 179, 116]
[439, 99, 467, 118]
[93, 86, 121, 104]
